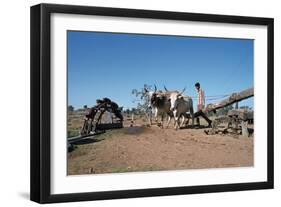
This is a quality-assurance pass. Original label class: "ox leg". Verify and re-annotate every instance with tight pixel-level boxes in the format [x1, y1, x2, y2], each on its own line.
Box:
[155, 116, 161, 127]
[173, 117, 177, 128]
[155, 115, 158, 125]
[176, 118, 180, 130]
[180, 115, 185, 128]
[149, 109, 153, 125]
[174, 118, 178, 130]
[149, 116, 152, 126]
[161, 114, 164, 128]
[154, 108, 158, 125]
[173, 111, 179, 130]
[166, 115, 171, 128]
[166, 112, 174, 129]
[146, 112, 152, 126]
[185, 115, 190, 126]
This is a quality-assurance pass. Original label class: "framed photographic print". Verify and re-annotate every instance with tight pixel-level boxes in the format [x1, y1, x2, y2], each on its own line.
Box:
[30, 3, 274, 203]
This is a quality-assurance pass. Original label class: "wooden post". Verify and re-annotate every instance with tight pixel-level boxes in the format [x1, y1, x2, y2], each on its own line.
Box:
[235, 102, 238, 109]
[241, 120, 249, 137]
[130, 113, 134, 127]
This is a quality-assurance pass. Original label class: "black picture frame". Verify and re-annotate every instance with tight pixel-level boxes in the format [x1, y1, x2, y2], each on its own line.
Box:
[30, 3, 274, 204]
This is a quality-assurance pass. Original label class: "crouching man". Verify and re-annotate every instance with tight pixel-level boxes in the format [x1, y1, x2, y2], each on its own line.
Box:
[102, 98, 123, 122]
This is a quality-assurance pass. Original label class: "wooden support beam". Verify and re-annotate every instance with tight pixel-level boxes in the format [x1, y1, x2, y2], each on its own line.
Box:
[205, 88, 254, 113]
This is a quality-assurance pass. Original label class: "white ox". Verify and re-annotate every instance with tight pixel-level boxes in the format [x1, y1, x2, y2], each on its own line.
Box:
[167, 88, 194, 130]
[144, 85, 174, 128]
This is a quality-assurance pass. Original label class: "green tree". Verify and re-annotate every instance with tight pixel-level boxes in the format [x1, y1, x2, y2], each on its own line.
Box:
[131, 84, 153, 115]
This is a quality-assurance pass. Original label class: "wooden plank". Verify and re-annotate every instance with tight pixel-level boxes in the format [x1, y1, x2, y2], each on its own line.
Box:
[205, 88, 254, 113]
[68, 131, 105, 143]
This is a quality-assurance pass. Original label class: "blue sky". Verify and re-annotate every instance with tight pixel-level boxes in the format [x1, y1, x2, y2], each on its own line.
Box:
[68, 31, 253, 110]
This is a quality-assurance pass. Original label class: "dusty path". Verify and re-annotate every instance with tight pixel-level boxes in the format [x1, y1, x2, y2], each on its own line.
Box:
[67, 124, 253, 175]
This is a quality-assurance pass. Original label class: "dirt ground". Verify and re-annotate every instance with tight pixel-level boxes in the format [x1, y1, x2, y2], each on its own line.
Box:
[67, 116, 253, 175]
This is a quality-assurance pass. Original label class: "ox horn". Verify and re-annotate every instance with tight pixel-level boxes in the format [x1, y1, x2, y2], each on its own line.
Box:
[164, 85, 168, 92]
[180, 87, 186, 95]
[154, 84, 157, 92]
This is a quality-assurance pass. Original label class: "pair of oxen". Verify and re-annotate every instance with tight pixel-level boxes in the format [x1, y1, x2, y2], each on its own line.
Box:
[144, 86, 194, 130]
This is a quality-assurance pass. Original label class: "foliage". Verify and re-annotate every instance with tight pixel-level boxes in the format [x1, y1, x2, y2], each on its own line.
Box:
[131, 84, 153, 115]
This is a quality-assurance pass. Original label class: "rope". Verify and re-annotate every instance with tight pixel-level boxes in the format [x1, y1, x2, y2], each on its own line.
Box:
[132, 94, 231, 104]
[205, 96, 229, 101]
[190, 94, 230, 100]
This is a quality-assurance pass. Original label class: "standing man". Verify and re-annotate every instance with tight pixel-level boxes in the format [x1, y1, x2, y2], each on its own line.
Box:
[194, 82, 212, 127]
